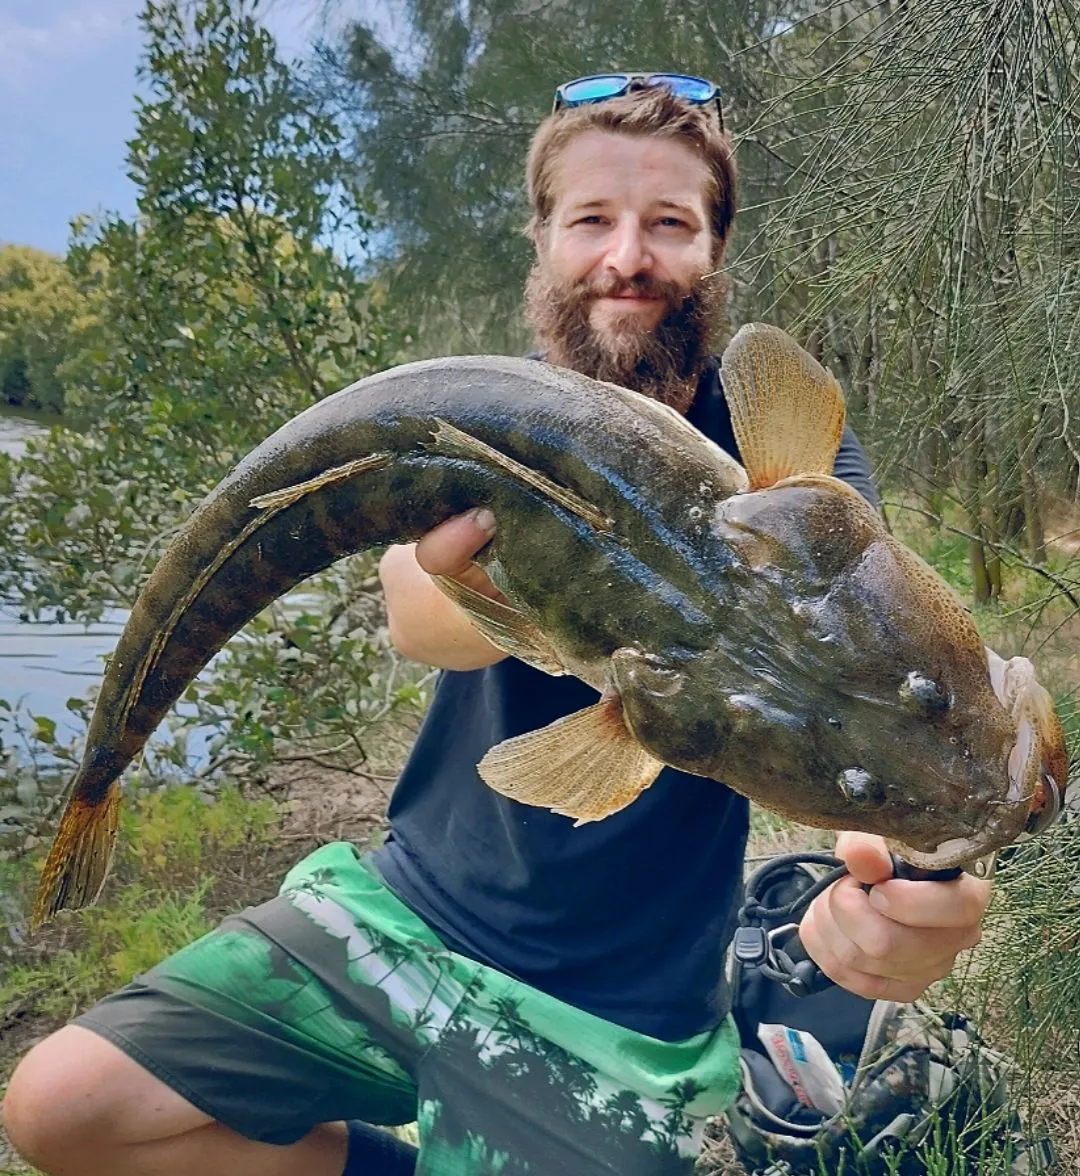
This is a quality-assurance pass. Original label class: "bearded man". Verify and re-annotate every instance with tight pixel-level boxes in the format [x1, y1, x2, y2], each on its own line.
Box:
[5, 76, 990, 1176]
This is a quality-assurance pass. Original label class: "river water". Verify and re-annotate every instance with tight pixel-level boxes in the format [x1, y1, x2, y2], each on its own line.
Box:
[0, 409, 126, 747]
[0, 404, 60, 460]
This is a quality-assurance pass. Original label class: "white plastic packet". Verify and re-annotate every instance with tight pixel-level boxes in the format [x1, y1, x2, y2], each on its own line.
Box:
[757, 1022, 847, 1115]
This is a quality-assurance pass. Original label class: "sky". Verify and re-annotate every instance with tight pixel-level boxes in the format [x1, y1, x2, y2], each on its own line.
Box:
[0, 0, 348, 256]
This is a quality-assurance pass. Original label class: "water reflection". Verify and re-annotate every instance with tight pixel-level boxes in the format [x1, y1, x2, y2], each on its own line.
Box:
[0, 604, 127, 745]
[0, 404, 54, 459]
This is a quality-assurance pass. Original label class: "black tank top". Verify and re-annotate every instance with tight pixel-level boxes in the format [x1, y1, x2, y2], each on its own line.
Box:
[372, 358, 878, 1040]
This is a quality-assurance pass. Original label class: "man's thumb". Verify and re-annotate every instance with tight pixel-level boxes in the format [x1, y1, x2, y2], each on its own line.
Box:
[835, 831, 894, 887]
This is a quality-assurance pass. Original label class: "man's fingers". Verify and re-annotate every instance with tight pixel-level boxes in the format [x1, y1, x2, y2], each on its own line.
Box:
[800, 831, 991, 1003]
[415, 509, 497, 578]
[798, 915, 936, 1003]
[866, 875, 990, 930]
[826, 879, 980, 969]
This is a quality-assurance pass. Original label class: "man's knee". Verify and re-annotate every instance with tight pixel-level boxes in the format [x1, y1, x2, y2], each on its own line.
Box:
[3, 1023, 204, 1169]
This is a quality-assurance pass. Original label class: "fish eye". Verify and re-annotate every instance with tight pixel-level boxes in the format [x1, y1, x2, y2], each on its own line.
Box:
[836, 767, 884, 808]
[899, 671, 951, 716]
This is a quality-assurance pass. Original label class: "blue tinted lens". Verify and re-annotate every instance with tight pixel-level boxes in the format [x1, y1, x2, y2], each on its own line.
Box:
[562, 75, 629, 104]
[648, 74, 715, 102]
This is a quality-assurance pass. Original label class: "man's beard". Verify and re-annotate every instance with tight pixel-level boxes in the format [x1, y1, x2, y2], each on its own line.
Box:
[524, 264, 726, 414]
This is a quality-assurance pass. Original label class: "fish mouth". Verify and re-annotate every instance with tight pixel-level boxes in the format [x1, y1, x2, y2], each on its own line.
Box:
[996, 655, 1066, 838]
[885, 834, 990, 873]
[888, 656, 1067, 872]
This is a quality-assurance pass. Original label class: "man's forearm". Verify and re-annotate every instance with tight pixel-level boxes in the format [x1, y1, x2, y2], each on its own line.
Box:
[379, 543, 507, 671]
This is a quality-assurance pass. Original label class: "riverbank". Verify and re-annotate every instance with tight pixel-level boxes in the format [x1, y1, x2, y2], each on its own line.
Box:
[0, 407, 57, 462]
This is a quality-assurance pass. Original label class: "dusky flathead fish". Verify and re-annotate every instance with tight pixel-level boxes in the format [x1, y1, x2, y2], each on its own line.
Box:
[33, 324, 1067, 928]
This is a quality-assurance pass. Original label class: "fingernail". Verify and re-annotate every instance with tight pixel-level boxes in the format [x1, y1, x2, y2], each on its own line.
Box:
[469, 507, 496, 533]
[868, 888, 889, 913]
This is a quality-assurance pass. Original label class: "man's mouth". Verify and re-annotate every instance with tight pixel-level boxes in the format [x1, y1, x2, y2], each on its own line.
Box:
[595, 292, 665, 311]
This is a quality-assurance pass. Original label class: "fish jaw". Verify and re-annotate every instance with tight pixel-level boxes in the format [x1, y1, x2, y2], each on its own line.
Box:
[884, 653, 1067, 870]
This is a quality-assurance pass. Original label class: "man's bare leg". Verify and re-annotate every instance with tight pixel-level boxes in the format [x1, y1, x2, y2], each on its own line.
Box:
[3, 1026, 348, 1176]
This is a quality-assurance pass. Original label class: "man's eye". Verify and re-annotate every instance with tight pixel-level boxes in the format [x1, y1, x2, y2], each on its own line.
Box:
[573, 215, 605, 226]
[657, 217, 688, 229]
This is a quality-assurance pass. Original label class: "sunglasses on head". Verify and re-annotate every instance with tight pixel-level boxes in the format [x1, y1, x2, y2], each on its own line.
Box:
[552, 72, 724, 129]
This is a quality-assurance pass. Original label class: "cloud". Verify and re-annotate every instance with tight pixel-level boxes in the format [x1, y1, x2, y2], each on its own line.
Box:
[0, 1, 139, 94]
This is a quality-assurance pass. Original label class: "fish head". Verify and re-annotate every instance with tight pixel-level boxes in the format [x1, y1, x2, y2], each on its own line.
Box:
[614, 476, 1068, 867]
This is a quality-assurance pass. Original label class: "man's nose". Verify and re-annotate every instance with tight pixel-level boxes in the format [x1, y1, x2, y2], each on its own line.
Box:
[602, 218, 653, 279]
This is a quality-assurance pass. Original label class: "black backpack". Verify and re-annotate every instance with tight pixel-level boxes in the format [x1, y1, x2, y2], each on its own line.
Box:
[725, 859, 1056, 1175]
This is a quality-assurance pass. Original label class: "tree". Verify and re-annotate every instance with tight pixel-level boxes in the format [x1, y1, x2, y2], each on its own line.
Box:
[1, 0, 399, 620]
[0, 245, 97, 413]
[742, 1, 1080, 600]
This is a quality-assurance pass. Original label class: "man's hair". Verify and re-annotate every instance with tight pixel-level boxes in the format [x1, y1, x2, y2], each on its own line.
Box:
[526, 87, 738, 259]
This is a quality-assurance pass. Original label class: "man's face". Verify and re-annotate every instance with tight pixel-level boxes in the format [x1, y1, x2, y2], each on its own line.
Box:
[526, 129, 724, 410]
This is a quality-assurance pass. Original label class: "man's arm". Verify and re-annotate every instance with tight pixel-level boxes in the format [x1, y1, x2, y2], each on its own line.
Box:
[379, 508, 509, 671]
[833, 423, 880, 508]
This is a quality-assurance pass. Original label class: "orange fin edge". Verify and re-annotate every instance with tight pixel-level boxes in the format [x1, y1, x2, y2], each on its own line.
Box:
[31, 781, 121, 931]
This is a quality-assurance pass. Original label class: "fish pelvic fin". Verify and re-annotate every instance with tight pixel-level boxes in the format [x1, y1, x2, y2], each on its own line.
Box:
[478, 694, 665, 824]
[429, 419, 615, 533]
[431, 574, 566, 676]
[31, 781, 120, 930]
[721, 323, 846, 490]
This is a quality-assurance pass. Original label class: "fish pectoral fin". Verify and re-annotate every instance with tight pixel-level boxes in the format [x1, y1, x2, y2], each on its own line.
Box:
[720, 323, 846, 490]
[429, 419, 614, 533]
[477, 694, 666, 824]
[431, 574, 566, 676]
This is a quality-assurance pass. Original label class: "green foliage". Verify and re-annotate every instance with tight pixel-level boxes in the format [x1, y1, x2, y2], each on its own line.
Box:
[0, 245, 97, 413]
[742, 2, 1080, 602]
[0, 560, 429, 902]
[173, 557, 431, 782]
[0, 0, 400, 621]
[118, 782, 278, 878]
[0, 884, 214, 1020]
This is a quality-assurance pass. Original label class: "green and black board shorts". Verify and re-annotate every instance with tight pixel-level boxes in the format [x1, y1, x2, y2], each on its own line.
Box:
[75, 842, 741, 1175]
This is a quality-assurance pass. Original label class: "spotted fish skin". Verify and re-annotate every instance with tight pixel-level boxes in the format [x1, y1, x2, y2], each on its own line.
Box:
[32, 336, 1066, 926]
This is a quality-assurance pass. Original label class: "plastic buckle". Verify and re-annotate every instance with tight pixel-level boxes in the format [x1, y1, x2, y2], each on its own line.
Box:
[780, 959, 824, 999]
[732, 926, 769, 967]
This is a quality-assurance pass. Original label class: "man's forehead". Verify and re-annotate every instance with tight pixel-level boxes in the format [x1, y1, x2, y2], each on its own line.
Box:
[550, 130, 711, 208]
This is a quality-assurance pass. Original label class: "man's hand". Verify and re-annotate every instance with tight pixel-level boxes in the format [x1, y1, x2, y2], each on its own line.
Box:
[380, 508, 508, 670]
[798, 832, 990, 1002]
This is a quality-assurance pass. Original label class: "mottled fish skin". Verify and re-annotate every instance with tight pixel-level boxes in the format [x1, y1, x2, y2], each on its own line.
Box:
[77, 354, 749, 774]
[33, 341, 1066, 925]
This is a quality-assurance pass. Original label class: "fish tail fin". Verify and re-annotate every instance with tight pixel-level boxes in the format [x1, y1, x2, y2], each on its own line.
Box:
[31, 781, 121, 930]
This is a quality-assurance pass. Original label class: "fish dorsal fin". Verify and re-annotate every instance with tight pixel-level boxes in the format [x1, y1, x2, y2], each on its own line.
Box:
[478, 695, 665, 825]
[429, 419, 614, 533]
[431, 574, 566, 676]
[721, 323, 846, 490]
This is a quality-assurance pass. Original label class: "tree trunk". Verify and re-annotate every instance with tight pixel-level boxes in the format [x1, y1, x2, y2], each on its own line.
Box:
[1021, 463, 1046, 564]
